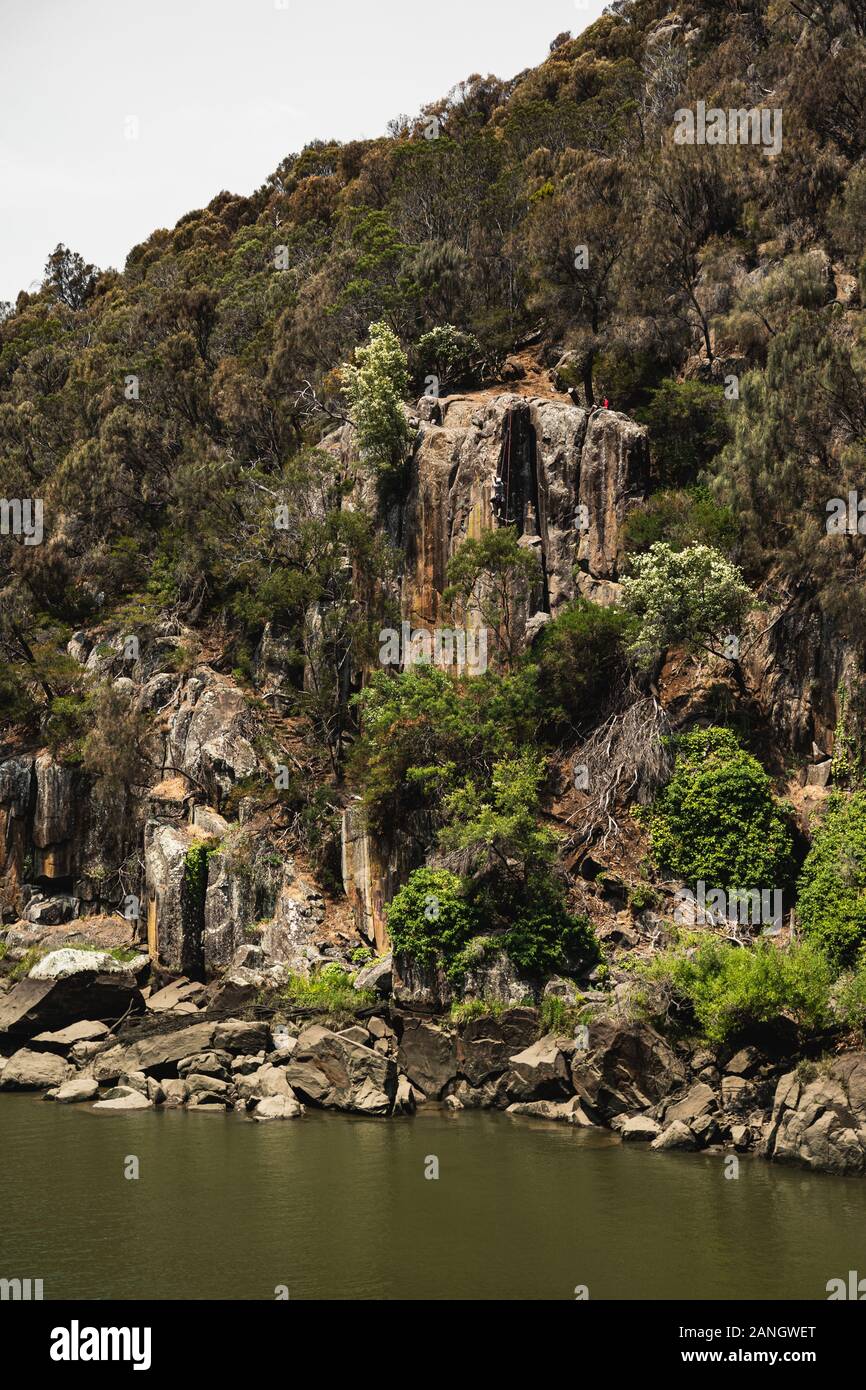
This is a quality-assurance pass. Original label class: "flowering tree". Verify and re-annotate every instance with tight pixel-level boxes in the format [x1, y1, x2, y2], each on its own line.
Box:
[621, 542, 753, 664]
[341, 321, 412, 476]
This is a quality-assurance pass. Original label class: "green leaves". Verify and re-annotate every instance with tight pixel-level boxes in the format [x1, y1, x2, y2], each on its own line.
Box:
[648, 728, 795, 896]
[634, 938, 833, 1046]
[797, 792, 866, 970]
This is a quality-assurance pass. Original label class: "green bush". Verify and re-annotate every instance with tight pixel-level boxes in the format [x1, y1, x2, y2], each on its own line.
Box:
[621, 542, 753, 664]
[797, 793, 866, 969]
[278, 964, 373, 1015]
[834, 952, 866, 1038]
[648, 727, 794, 895]
[533, 598, 632, 730]
[636, 379, 731, 487]
[624, 487, 738, 557]
[386, 868, 481, 977]
[414, 324, 482, 392]
[341, 321, 412, 475]
[632, 937, 833, 1045]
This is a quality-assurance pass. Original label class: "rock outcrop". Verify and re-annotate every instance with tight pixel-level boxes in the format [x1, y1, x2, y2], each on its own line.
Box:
[762, 1056, 866, 1176]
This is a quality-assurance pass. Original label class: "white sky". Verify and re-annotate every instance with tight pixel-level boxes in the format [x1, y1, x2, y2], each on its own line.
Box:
[0, 0, 607, 304]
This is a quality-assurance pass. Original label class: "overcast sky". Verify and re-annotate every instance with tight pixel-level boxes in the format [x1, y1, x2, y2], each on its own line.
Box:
[0, 0, 608, 305]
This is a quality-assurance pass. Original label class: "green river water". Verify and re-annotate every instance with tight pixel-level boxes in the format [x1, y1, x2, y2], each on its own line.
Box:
[1, 1093, 862, 1300]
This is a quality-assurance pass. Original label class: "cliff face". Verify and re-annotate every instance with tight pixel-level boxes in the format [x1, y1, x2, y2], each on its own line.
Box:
[0, 387, 648, 974]
[398, 393, 648, 635]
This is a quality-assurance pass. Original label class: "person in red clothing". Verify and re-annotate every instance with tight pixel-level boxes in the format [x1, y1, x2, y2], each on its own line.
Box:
[603, 397, 610, 409]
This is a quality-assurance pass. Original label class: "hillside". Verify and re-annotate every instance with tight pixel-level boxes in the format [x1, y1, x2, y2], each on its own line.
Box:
[3, 0, 866, 1171]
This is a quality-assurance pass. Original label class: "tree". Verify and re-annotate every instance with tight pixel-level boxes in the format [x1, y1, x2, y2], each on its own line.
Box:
[341, 321, 412, 475]
[445, 527, 541, 672]
[621, 542, 752, 666]
[43, 244, 98, 311]
[525, 153, 633, 405]
[636, 379, 730, 487]
[533, 597, 632, 731]
[440, 752, 598, 977]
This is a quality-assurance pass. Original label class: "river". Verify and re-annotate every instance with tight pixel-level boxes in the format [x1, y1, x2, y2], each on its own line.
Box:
[1, 1094, 862, 1300]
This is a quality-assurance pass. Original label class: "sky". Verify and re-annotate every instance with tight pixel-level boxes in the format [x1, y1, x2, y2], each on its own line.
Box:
[0, 0, 608, 305]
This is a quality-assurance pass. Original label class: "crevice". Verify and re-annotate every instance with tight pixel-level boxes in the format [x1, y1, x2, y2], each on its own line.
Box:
[496, 403, 550, 614]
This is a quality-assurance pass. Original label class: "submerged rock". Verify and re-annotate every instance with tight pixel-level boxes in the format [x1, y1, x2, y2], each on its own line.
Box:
[48, 1077, 100, 1104]
[253, 1094, 305, 1121]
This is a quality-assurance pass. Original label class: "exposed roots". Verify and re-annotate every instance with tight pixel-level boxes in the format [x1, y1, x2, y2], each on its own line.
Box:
[566, 692, 673, 852]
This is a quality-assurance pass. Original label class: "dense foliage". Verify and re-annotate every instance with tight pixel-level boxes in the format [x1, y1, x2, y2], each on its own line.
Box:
[632, 936, 833, 1045]
[797, 793, 866, 969]
[647, 728, 795, 895]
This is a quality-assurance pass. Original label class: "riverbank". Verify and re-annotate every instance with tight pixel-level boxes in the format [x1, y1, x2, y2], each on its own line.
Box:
[3, 960, 866, 1179]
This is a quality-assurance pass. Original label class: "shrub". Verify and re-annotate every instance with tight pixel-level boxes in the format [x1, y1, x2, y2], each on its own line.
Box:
[623, 487, 738, 556]
[386, 868, 481, 976]
[632, 937, 833, 1045]
[533, 597, 632, 730]
[648, 727, 795, 895]
[414, 324, 482, 392]
[835, 952, 866, 1038]
[636, 379, 730, 487]
[539, 994, 583, 1036]
[278, 964, 373, 1015]
[797, 793, 866, 969]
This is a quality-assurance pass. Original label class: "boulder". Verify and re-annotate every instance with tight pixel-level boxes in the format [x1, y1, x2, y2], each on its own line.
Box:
[146, 979, 206, 1013]
[49, 1077, 99, 1104]
[763, 1056, 866, 1176]
[665, 1082, 717, 1127]
[282, 1059, 333, 1105]
[507, 1097, 593, 1125]
[651, 1120, 697, 1152]
[353, 955, 393, 996]
[0, 1047, 70, 1090]
[23, 895, 79, 927]
[92, 1092, 152, 1112]
[253, 1094, 305, 1121]
[0, 968, 143, 1038]
[213, 1020, 271, 1055]
[725, 1047, 761, 1077]
[92, 1021, 216, 1081]
[571, 1019, 687, 1121]
[161, 1078, 189, 1108]
[185, 1074, 232, 1105]
[290, 1024, 397, 1115]
[621, 1115, 662, 1143]
[506, 1034, 573, 1101]
[32, 1020, 110, 1050]
[456, 1009, 539, 1088]
[397, 1018, 458, 1099]
[177, 1051, 231, 1079]
[237, 1065, 296, 1105]
[393, 1074, 416, 1115]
